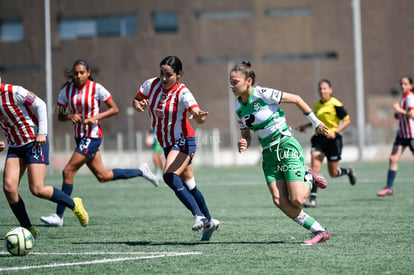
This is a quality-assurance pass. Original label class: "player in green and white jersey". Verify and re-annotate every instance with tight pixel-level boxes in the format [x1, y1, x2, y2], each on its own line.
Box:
[230, 61, 330, 244]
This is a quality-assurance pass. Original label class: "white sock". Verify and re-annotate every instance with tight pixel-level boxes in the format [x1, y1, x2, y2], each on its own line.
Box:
[185, 177, 196, 190]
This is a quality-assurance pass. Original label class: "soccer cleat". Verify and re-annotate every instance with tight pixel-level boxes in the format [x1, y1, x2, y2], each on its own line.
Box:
[156, 171, 163, 182]
[377, 188, 394, 196]
[200, 218, 220, 241]
[347, 167, 357, 185]
[303, 229, 330, 245]
[306, 167, 328, 189]
[303, 199, 318, 208]
[27, 226, 37, 239]
[139, 163, 159, 187]
[40, 213, 64, 227]
[72, 197, 89, 227]
[192, 215, 206, 231]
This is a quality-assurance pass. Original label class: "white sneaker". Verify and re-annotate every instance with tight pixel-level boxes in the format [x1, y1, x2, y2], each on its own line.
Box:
[139, 163, 159, 187]
[40, 213, 64, 227]
[200, 218, 220, 241]
[192, 215, 206, 231]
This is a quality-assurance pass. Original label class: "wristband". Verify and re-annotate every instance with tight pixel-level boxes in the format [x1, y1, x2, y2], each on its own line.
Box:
[306, 112, 321, 129]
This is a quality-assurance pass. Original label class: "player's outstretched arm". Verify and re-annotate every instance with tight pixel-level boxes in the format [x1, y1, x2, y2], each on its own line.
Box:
[190, 107, 208, 124]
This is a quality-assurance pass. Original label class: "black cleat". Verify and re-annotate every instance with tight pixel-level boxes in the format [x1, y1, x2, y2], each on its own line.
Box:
[347, 167, 356, 185]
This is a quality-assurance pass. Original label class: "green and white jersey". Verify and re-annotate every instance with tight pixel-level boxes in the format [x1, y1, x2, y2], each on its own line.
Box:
[235, 85, 292, 149]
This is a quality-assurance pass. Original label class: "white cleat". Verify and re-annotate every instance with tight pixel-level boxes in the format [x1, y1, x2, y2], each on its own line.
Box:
[40, 213, 64, 227]
[192, 215, 206, 231]
[200, 218, 220, 241]
[139, 163, 159, 187]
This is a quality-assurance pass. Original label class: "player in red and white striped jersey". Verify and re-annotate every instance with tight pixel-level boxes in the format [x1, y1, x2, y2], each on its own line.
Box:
[134, 56, 219, 241]
[40, 60, 157, 227]
[137, 76, 198, 148]
[0, 77, 89, 237]
[378, 76, 414, 196]
[0, 82, 45, 147]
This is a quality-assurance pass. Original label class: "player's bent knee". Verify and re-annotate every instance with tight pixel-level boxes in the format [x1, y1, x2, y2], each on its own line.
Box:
[290, 197, 306, 208]
[95, 174, 109, 183]
[62, 169, 76, 181]
[389, 155, 399, 164]
[29, 187, 43, 198]
[3, 186, 15, 199]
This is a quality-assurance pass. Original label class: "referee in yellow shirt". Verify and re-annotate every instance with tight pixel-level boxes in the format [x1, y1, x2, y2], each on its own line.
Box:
[298, 79, 356, 208]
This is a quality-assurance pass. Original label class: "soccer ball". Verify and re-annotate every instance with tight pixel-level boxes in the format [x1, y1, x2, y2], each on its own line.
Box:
[4, 227, 35, 256]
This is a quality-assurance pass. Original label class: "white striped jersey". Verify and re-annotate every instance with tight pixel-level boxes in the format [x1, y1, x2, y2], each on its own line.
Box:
[137, 77, 198, 148]
[0, 83, 42, 146]
[398, 91, 414, 138]
[57, 80, 112, 138]
[235, 85, 291, 149]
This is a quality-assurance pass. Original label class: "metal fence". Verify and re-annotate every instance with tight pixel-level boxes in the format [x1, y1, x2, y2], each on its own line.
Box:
[48, 126, 402, 171]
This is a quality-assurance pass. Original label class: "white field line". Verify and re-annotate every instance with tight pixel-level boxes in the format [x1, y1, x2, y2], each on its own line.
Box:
[0, 251, 202, 272]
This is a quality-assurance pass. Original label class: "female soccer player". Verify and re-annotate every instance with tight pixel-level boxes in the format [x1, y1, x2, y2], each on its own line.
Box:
[145, 129, 164, 180]
[298, 79, 356, 208]
[230, 61, 330, 244]
[0, 77, 89, 238]
[40, 59, 157, 227]
[377, 76, 414, 196]
[133, 56, 219, 241]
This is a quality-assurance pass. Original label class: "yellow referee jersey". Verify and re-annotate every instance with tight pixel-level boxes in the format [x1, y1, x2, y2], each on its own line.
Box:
[314, 97, 350, 132]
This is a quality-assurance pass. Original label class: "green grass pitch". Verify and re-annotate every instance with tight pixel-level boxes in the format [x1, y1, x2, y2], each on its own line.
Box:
[0, 162, 413, 274]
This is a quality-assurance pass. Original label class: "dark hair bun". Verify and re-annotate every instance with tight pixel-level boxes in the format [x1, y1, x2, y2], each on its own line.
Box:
[241, 61, 252, 67]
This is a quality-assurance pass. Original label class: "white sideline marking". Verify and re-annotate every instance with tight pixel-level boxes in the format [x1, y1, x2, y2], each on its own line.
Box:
[0, 251, 202, 271]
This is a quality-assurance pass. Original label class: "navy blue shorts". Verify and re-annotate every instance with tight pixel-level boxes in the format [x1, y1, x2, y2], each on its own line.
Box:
[393, 136, 414, 152]
[7, 138, 50, 165]
[75, 137, 102, 159]
[163, 137, 196, 164]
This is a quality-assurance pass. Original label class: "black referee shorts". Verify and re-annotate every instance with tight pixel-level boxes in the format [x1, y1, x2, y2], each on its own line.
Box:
[311, 133, 343, 162]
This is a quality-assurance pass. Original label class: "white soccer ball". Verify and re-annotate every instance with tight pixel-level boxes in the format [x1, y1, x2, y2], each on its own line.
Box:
[4, 227, 35, 256]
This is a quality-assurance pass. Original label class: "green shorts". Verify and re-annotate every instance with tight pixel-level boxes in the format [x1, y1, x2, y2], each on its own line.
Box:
[262, 136, 306, 184]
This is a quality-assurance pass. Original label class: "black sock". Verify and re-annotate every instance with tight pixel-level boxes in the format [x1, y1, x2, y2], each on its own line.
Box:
[10, 197, 32, 228]
[337, 167, 349, 177]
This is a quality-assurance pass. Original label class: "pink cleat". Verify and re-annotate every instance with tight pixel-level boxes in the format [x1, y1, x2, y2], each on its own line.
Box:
[303, 229, 330, 245]
[377, 188, 394, 196]
[306, 167, 328, 189]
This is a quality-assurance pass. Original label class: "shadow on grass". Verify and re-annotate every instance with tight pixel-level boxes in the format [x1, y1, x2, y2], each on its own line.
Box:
[71, 240, 290, 246]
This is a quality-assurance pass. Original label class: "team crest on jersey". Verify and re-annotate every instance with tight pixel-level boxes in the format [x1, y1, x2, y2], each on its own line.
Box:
[253, 101, 261, 111]
[160, 94, 167, 102]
